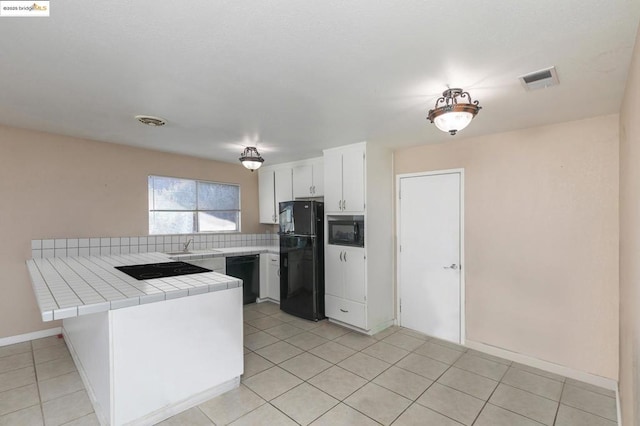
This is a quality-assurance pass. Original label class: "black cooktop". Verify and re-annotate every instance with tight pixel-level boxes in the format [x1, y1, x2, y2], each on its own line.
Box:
[115, 262, 212, 281]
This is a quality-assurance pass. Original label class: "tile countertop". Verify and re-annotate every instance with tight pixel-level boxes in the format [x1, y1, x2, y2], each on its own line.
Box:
[26, 246, 278, 322]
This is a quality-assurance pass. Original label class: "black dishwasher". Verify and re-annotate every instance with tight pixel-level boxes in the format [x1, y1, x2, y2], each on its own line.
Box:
[225, 255, 260, 305]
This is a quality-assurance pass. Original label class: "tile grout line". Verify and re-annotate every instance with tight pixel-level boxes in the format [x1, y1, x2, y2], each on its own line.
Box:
[246, 309, 473, 425]
[552, 380, 566, 425]
[241, 304, 618, 426]
[403, 352, 468, 425]
[243, 310, 394, 424]
[32, 340, 48, 425]
[469, 365, 509, 426]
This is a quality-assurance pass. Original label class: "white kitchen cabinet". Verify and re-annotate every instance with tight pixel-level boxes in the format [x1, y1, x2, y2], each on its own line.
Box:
[268, 254, 280, 301]
[323, 142, 394, 334]
[259, 253, 280, 302]
[323, 144, 365, 214]
[259, 168, 277, 224]
[259, 166, 293, 224]
[324, 246, 367, 330]
[324, 150, 342, 211]
[292, 158, 324, 198]
[275, 168, 293, 212]
[325, 245, 365, 302]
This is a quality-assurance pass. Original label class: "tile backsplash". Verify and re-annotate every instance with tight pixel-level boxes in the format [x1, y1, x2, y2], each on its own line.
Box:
[31, 233, 279, 259]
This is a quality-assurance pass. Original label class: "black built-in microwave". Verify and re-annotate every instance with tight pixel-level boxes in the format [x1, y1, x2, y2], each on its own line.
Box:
[328, 220, 364, 247]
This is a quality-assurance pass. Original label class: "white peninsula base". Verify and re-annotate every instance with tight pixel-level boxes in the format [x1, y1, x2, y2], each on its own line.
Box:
[63, 287, 243, 426]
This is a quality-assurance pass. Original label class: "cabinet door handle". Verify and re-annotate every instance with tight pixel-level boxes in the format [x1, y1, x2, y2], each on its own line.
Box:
[343, 251, 347, 262]
[340, 309, 349, 313]
[339, 251, 343, 262]
[338, 200, 342, 210]
[342, 200, 346, 210]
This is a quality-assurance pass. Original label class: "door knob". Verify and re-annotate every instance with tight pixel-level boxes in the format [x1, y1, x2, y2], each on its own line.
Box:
[444, 264, 458, 270]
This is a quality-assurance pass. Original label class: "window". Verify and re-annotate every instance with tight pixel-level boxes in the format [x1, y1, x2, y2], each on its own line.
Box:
[148, 175, 240, 234]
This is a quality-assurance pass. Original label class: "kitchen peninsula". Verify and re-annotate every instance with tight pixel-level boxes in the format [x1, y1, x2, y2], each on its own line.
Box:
[26, 252, 244, 426]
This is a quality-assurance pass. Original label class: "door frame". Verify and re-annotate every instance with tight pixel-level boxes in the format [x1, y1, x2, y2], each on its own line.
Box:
[396, 168, 466, 344]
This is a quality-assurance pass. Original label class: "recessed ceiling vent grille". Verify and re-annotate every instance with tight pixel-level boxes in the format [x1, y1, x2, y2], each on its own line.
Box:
[135, 115, 167, 127]
[519, 66, 559, 91]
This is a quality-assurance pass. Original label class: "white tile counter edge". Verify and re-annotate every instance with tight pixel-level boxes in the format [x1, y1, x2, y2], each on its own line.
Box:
[25, 248, 281, 323]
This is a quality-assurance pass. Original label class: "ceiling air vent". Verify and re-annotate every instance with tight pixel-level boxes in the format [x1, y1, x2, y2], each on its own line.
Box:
[519, 66, 559, 91]
[135, 115, 167, 127]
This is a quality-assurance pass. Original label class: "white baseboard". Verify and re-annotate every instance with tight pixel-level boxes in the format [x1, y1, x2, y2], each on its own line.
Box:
[616, 385, 622, 426]
[0, 327, 61, 347]
[65, 325, 240, 426]
[128, 377, 240, 426]
[327, 318, 395, 336]
[466, 339, 618, 391]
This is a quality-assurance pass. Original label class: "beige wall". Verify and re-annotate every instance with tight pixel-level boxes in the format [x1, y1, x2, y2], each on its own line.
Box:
[619, 23, 640, 426]
[0, 125, 267, 339]
[394, 114, 619, 379]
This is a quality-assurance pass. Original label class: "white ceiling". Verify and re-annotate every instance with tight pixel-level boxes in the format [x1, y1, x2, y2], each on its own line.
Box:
[1, 1, 638, 165]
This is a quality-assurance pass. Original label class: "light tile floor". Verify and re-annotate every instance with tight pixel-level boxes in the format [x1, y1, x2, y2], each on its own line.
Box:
[0, 301, 618, 425]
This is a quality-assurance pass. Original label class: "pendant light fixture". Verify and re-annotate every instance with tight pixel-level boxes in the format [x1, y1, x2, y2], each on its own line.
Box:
[427, 88, 482, 135]
[239, 146, 264, 171]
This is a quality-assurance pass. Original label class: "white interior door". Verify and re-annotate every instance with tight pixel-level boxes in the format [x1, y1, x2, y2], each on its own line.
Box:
[398, 171, 462, 343]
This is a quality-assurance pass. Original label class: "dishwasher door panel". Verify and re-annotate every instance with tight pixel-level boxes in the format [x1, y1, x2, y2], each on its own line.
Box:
[225, 255, 259, 305]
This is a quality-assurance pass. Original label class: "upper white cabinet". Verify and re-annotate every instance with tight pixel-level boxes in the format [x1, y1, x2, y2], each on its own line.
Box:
[323, 144, 365, 214]
[292, 158, 324, 198]
[259, 168, 276, 224]
[258, 166, 292, 224]
[259, 157, 324, 224]
[275, 168, 293, 212]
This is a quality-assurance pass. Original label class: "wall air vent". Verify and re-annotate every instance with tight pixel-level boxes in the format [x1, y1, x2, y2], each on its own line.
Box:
[519, 66, 559, 91]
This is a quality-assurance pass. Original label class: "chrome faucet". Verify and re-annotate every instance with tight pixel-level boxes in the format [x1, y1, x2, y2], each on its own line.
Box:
[183, 239, 193, 252]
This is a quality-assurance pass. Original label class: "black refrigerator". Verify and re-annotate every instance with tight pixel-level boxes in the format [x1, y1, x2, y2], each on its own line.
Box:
[279, 200, 325, 321]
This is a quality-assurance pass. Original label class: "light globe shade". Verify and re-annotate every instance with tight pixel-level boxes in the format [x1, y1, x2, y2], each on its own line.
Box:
[433, 111, 473, 135]
[242, 159, 263, 171]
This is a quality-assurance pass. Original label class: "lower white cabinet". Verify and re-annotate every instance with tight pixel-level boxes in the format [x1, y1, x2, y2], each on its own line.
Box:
[325, 245, 366, 328]
[260, 253, 280, 302]
[325, 295, 366, 329]
[267, 254, 280, 302]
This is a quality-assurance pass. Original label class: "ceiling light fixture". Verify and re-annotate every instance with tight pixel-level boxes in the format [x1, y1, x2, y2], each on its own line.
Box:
[239, 146, 264, 171]
[427, 88, 482, 135]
